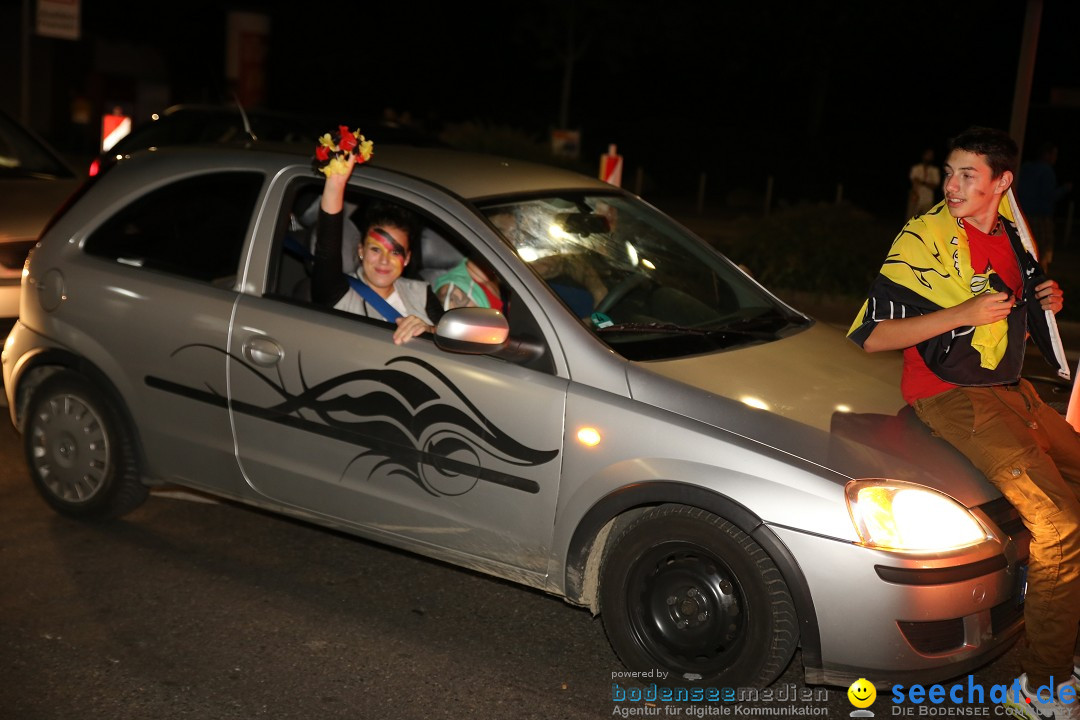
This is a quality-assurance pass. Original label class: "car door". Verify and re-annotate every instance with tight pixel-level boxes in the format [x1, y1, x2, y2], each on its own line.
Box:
[71, 169, 263, 496]
[227, 175, 568, 575]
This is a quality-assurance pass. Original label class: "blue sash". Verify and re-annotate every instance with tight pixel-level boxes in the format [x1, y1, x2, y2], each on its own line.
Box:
[284, 232, 403, 322]
[345, 276, 403, 322]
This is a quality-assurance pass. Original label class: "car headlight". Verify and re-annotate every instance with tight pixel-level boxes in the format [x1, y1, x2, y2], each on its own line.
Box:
[845, 479, 992, 552]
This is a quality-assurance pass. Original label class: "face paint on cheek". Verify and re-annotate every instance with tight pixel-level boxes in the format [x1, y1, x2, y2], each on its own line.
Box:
[365, 246, 402, 272]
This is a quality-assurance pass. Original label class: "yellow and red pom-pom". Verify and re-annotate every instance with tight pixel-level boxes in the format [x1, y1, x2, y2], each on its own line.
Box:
[312, 126, 375, 177]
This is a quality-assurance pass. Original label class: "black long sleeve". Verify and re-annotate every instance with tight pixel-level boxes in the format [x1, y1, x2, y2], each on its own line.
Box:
[312, 208, 349, 307]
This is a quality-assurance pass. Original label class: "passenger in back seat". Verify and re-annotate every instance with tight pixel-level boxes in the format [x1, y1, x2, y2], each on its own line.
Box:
[432, 257, 504, 311]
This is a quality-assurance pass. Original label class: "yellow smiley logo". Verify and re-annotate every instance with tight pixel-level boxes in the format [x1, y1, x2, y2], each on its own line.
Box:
[848, 678, 877, 708]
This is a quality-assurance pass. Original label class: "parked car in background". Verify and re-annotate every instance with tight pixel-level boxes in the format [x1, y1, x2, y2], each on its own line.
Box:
[3, 141, 1029, 689]
[88, 103, 442, 177]
[0, 108, 81, 339]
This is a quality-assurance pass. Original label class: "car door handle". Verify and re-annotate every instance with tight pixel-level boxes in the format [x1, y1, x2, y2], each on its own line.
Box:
[242, 336, 284, 367]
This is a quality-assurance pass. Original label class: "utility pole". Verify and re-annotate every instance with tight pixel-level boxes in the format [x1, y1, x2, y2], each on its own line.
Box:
[21, 0, 31, 125]
[1009, 0, 1042, 160]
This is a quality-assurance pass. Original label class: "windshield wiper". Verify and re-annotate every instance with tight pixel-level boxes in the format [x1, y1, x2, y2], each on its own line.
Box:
[596, 322, 772, 339]
[710, 308, 808, 335]
[595, 322, 710, 335]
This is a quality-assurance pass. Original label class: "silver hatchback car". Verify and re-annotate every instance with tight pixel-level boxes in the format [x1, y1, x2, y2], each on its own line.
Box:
[2, 143, 1028, 689]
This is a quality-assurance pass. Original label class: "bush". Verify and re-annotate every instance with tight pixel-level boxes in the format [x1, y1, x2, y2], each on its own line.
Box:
[716, 202, 894, 298]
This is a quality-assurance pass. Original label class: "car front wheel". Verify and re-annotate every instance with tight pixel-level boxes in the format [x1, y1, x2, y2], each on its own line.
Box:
[24, 372, 147, 519]
[600, 504, 797, 687]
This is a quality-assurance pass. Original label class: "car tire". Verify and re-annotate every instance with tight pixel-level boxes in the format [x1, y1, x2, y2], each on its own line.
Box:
[24, 372, 147, 519]
[599, 504, 797, 687]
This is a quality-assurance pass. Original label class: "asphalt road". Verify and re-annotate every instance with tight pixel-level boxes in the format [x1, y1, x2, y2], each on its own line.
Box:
[0, 394, 1031, 720]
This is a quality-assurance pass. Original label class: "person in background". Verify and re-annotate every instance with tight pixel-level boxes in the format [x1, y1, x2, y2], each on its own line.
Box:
[1017, 141, 1072, 272]
[433, 257, 504, 311]
[906, 147, 941, 218]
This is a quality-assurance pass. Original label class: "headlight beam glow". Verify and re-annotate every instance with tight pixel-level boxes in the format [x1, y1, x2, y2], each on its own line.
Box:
[846, 480, 991, 552]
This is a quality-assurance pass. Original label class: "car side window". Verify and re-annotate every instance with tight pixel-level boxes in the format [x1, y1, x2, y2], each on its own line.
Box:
[84, 171, 262, 285]
[270, 182, 388, 304]
[270, 179, 556, 374]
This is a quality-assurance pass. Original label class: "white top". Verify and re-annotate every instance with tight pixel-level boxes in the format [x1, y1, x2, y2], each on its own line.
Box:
[909, 163, 941, 212]
[333, 274, 433, 324]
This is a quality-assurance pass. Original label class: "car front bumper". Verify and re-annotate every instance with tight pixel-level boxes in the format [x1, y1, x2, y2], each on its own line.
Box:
[773, 524, 1024, 687]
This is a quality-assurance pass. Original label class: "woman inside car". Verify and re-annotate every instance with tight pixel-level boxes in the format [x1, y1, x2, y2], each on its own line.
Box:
[312, 147, 443, 344]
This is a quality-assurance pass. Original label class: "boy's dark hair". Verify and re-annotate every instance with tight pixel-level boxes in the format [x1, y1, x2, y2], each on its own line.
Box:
[948, 126, 1019, 178]
[362, 200, 423, 250]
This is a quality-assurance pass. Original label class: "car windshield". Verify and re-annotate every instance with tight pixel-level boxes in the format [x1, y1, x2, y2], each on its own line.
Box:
[478, 194, 809, 361]
[0, 110, 74, 179]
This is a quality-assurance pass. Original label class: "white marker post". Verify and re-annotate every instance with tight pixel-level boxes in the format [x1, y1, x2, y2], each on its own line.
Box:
[600, 144, 623, 187]
[101, 109, 131, 152]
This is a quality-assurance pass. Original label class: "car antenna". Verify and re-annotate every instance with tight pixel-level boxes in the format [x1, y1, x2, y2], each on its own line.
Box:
[233, 94, 257, 142]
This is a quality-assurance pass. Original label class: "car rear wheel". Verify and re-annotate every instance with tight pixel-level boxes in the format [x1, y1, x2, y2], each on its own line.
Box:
[24, 372, 147, 519]
[599, 504, 797, 687]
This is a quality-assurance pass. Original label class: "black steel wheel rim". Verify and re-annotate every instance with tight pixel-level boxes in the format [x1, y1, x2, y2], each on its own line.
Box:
[626, 542, 748, 676]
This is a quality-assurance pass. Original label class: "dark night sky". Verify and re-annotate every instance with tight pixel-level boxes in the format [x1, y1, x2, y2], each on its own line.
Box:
[66, 1, 1080, 215]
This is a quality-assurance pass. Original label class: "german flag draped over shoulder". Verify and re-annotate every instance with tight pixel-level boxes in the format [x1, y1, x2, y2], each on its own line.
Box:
[847, 198, 1061, 386]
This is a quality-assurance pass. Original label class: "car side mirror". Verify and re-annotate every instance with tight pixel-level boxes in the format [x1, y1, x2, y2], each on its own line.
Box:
[433, 307, 509, 354]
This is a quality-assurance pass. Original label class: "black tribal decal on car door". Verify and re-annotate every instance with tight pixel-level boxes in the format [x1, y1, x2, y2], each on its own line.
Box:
[146, 346, 559, 496]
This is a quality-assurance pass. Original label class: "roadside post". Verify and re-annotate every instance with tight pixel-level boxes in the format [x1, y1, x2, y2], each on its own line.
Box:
[600, 144, 623, 187]
[101, 107, 131, 152]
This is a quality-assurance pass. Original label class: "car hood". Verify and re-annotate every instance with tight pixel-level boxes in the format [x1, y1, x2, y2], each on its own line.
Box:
[0, 177, 80, 243]
[626, 321, 998, 508]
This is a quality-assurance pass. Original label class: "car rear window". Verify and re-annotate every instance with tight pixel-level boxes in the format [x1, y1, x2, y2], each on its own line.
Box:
[84, 171, 263, 284]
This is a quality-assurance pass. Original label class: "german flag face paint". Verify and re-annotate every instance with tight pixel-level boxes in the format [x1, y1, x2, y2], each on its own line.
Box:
[360, 225, 410, 293]
[368, 227, 406, 257]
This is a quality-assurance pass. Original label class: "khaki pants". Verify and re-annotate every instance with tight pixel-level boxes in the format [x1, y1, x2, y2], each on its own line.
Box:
[913, 380, 1080, 688]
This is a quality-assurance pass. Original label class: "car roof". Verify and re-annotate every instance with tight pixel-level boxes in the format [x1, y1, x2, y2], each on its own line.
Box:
[361, 145, 614, 201]
[116, 142, 615, 202]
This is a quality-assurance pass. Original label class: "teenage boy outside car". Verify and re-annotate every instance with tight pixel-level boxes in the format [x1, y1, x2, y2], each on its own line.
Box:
[848, 126, 1080, 719]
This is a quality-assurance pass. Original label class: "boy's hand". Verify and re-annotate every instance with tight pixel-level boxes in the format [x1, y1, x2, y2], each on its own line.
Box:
[1034, 279, 1064, 314]
[956, 292, 1013, 326]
